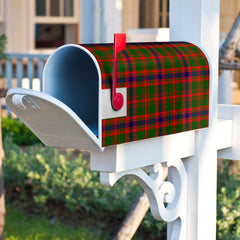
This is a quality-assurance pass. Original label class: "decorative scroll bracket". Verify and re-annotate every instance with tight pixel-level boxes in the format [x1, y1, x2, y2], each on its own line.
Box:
[100, 158, 187, 240]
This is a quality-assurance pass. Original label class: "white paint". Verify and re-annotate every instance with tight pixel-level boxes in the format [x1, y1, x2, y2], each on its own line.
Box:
[101, 88, 127, 119]
[6, 88, 103, 152]
[81, 0, 95, 43]
[216, 119, 232, 150]
[94, 0, 102, 43]
[102, 0, 122, 43]
[218, 70, 233, 104]
[170, 0, 219, 239]
[126, 28, 169, 42]
[218, 104, 240, 160]
[90, 130, 195, 172]
[115, 0, 122, 10]
[22, 78, 30, 89]
[100, 159, 187, 238]
[32, 78, 41, 92]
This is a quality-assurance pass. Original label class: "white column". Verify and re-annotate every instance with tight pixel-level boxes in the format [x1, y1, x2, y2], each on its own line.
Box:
[218, 71, 233, 104]
[102, 0, 122, 42]
[81, 0, 95, 43]
[170, 0, 219, 239]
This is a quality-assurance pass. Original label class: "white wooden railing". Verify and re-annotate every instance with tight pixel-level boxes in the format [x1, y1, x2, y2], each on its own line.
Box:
[0, 53, 49, 91]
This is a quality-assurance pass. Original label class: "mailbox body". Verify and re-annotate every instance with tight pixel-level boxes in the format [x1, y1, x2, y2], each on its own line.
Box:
[83, 42, 209, 147]
[6, 41, 209, 151]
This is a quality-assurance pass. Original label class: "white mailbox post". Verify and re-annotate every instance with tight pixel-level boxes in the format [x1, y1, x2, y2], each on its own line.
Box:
[170, 0, 220, 239]
[97, 1, 225, 239]
[6, 0, 240, 239]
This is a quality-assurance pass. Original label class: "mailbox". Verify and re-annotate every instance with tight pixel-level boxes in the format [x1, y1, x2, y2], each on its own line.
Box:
[6, 35, 210, 152]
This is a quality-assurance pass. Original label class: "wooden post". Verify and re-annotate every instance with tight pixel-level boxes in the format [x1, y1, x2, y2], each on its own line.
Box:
[170, 0, 219, 239]
[113, 190, 149, 240]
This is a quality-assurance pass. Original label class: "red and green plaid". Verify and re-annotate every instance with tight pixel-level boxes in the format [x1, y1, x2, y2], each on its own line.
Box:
[83, 42, 209, 147]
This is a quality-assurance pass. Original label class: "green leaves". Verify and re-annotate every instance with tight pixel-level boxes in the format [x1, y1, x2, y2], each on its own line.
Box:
[4, 117, 240, 238]
[217, 160, 240, 239]
[2, 117, 41, 145]
[3, 135, 141, 217]
[0, 33, 7, 60]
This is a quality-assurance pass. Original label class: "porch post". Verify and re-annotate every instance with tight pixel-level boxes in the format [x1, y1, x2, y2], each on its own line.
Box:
[170, 0, 220, 239]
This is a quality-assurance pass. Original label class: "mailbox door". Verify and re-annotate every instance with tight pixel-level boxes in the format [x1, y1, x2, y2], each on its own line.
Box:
[6, 88, 103, 151]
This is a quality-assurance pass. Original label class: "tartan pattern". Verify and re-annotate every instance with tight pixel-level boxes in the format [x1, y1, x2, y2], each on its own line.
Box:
[83, 42, 209, 147]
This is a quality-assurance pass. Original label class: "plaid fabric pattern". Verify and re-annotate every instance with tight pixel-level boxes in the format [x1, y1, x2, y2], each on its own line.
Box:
[83, 42, 209, 147]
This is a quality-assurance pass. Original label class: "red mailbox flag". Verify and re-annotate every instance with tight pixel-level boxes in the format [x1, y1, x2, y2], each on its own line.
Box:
[112, 33, 126, 111]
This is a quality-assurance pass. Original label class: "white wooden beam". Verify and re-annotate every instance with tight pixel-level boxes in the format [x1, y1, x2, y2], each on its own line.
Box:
[216, 119, 232, 151]
[218, 104, 240, 160]
[91, 131, 195, 173]
[170, 0, 220, 239]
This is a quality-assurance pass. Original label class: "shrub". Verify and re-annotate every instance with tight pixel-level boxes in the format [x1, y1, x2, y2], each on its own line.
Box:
[5, 131, 240, 239]
[3, 135, 166, 238]
[2, 117, 41, 145]
[3, 135, 137, 214]
[0, 34, 7, 60]
[217, 160, 240, 239]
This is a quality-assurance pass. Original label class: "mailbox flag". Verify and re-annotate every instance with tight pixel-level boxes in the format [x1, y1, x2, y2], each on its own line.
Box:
[112, 33, 126, 111]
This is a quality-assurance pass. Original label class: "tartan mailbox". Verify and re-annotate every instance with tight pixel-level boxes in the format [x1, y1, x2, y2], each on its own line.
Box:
[6, 34, 212, 226]
[6, 34, 210, 159]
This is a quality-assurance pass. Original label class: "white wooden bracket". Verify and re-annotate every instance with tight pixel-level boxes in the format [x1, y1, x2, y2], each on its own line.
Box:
[100, 159, 187, 240]
[217, 104, 240, 160]
[91, 114, 234, 240]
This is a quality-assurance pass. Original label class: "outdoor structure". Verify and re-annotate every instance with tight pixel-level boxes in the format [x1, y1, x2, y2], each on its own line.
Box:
[2, 0, 240, 98]
[4, 1, 240, 240]
[0, 0, 122, 54]
[6, 0, 240, 240]
[1, 0, 240, 53]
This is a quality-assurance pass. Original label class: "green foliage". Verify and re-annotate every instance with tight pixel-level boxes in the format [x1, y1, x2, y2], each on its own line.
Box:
[3, 135, 165, 238]
[3, 134, 134, 212]
[217, 160, 240, 239]
[0, 33, 7, 59]
[3, 136, 139, 216]
[2, 117, 41, 145]
[5, 118, 240, 238]
[5, 204, 103, 240]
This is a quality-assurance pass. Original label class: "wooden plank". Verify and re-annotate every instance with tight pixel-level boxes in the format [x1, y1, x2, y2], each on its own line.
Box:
[27, 58, 34, 89]
[219, 61, 240, 70]
[5, 59, 12, 89]
[37, 58, 44, 91]
[16, 58, 23, 88]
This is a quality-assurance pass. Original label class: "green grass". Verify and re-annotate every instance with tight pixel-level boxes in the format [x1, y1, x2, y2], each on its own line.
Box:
[4, 205, 104, 240]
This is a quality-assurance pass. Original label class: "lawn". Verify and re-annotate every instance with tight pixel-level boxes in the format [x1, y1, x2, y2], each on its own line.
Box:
[4, 205, 105, 240]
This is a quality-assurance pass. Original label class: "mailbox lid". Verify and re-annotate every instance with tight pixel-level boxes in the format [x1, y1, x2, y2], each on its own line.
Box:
[6, 88, 103, 151]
